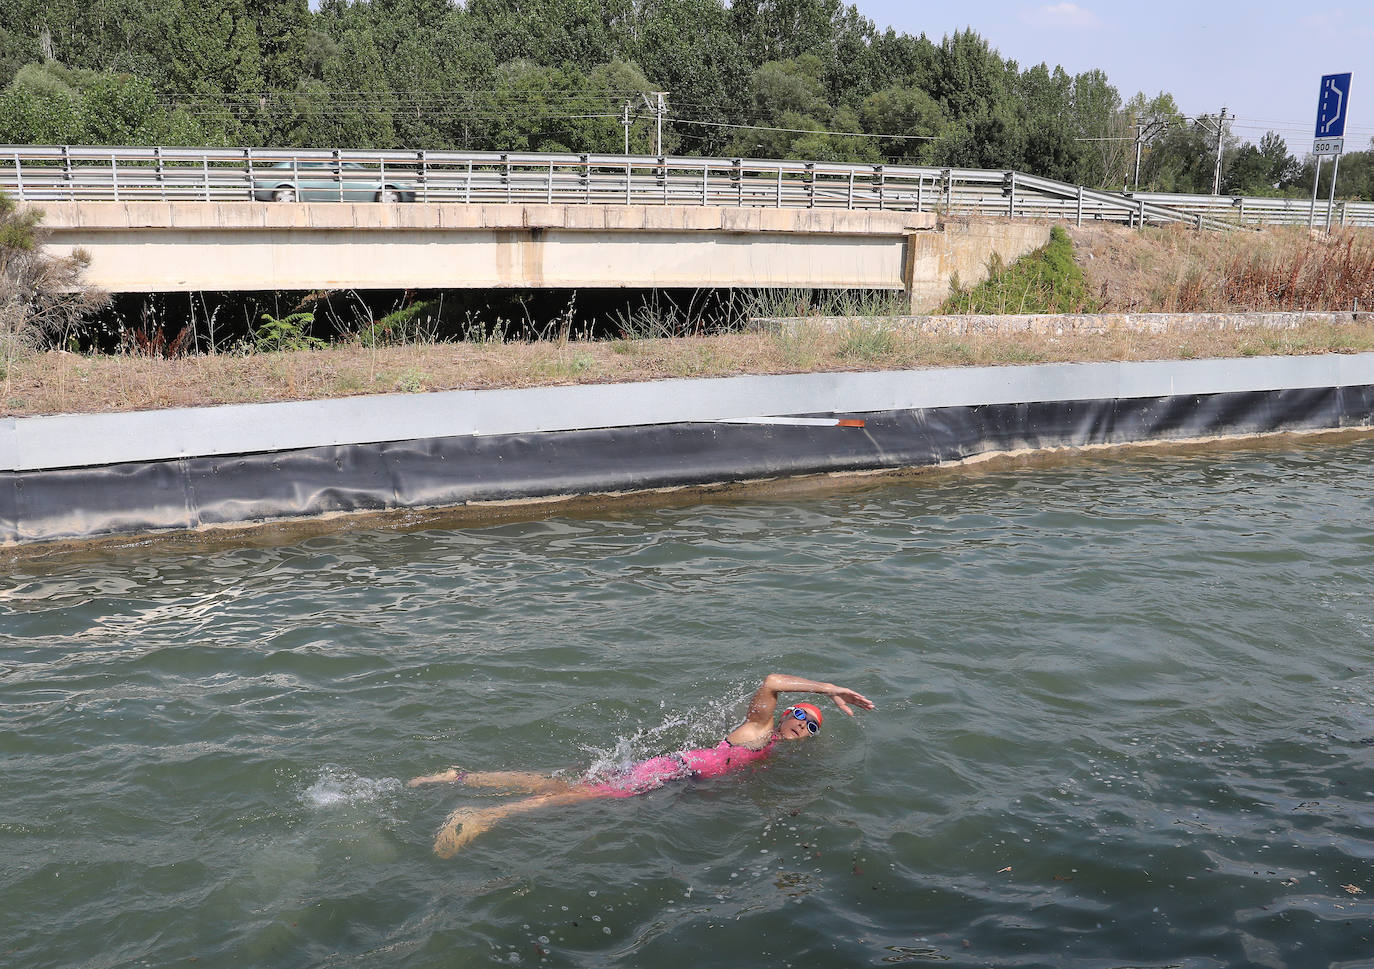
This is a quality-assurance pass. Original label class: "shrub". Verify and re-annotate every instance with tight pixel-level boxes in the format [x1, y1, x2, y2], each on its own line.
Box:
[0, 192, 109, 354]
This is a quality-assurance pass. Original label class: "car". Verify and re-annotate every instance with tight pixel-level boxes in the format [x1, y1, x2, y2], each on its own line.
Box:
[251, 160, 416, 202]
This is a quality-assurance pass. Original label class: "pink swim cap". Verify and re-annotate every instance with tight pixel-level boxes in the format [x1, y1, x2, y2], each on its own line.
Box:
[789, 702, 823, 726]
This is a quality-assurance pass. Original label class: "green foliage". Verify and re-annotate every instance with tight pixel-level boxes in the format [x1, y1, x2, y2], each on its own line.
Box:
[942, 226, 1097, 315]
[0, 0, 1348, 198]
[0, 191, 41, 250]
[254, 311, 324, 352]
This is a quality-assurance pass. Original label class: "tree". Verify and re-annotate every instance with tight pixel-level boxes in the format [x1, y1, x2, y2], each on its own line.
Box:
[858, 85, 942, 162]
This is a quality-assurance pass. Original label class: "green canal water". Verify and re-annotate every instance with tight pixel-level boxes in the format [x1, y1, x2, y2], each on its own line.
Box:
[4, 436, 1374, 968]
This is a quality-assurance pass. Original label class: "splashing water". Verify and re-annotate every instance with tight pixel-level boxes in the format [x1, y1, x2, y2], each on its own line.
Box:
[302, 766, 402, 809]
[578, 687, 755, 782]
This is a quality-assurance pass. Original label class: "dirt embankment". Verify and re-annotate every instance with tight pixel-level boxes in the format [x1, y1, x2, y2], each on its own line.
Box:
[1067, 223, 1374, 314]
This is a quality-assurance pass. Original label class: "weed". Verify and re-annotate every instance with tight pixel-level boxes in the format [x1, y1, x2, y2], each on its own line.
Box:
[836, 322, 897, 361]
[943, 226, 1098, 315]
[358, 300, 441, 347]
[255, 312, 325, 353]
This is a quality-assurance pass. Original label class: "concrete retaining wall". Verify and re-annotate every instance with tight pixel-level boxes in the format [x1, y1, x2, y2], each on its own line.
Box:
[904, 220, 1054, 312]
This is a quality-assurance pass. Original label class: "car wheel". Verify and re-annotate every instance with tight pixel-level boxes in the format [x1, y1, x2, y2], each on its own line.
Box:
[376, 187, 402, 203]
[272, 186, 297, 203]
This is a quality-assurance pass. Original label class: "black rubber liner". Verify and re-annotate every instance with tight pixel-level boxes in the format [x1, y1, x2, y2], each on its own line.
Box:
[4, 386, 1373, 545]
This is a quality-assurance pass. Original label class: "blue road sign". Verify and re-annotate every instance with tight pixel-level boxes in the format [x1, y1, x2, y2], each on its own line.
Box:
[1315, 73, 1352, 138]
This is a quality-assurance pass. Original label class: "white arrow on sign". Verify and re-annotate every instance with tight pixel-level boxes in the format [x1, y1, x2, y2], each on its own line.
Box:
[1320, 77, 1346, 135]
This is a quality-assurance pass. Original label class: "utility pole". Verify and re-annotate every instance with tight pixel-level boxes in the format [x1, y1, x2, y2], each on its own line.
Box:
[642, 92, 667, 156]
[1212, 107, 1229, 195]
[1131, 117, 1169, 192]
[1193, 107, 1231, 195]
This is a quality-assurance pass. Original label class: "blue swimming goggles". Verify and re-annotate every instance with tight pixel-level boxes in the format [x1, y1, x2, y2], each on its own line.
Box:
[784, 706, 820, 734]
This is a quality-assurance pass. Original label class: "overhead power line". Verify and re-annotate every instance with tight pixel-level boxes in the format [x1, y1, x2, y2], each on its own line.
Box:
[670, 117, 936, 140]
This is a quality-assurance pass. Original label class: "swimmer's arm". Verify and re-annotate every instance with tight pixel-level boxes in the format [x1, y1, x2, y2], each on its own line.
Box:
[728, 674, 876, 744]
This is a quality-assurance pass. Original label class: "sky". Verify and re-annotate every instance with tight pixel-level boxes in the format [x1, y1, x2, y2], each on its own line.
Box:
[857, 0, 1374, 152]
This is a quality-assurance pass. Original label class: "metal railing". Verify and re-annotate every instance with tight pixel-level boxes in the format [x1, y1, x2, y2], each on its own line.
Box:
[0, 144, 1271, 232]
[1132, 191, 1374, 228]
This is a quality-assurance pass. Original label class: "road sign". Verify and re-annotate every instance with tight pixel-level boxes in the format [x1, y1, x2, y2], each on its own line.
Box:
[1314, 72, 1352, 139]
[1313, 136, 1345, 156]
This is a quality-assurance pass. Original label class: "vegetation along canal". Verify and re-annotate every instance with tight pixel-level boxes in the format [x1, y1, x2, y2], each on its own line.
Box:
[3, 435, 1373, 968]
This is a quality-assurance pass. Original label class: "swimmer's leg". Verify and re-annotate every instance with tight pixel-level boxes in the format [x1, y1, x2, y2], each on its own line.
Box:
[461, 771, 575, 794]
[407, 768, 573, 794]
[433, 789, 597, 858]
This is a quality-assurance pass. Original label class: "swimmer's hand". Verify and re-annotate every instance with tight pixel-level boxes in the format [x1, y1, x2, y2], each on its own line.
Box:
[824, 684, 875, 717]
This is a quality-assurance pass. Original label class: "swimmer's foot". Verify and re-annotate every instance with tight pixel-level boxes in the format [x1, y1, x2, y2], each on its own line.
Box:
[433, 808, 491, 858]
[407, 767, 468, 788]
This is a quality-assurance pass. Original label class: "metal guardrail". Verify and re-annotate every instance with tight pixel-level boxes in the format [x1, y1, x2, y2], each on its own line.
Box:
[1133, 191, 1374, 228]
[0, 144, 1254, 232]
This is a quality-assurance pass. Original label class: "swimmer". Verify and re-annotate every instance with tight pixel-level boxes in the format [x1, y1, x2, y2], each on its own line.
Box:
[409, 673, 875, 858]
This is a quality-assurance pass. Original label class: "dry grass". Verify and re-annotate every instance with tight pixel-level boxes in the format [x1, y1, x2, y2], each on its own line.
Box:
[1069, 223, 1374, 313]
[6, 319, 1374, 417]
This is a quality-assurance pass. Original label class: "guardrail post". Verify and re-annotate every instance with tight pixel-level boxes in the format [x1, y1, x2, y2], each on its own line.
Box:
[202, 154, 211, 201]
[547, 159, 554, 205]
[416, 150, 427, 203]
[154, 146, 165, 201]
[1076, 185, 1083, 226]
[625, 156, 632, 205]
[847, 169, 855, 209]
[1341, 202, 1348, 226]
[14, 151, 24, 200]
[581, 154, 590, 204]
[701, 161, 708, 205]
[504, 154, 512, 204]
[916, 174, 923, 212]
[805, 162, 815, 209]
[244, 148, 254, 202]
[465, 159, 472, 204]
[876, 164, 885, 210]
[776, 166, 782, 207]
[333, 148, 343, 202]
[732, 158, 742, 207]
[1138, 199, 1146, 230]
[110, 151, 119, 201]
[61, 145, 72, 200]
[661, 156, 667, 206]
[941, 168, 951, 215]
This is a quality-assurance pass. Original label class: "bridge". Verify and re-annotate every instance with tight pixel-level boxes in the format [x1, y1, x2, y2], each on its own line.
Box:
[8, 146, 1360, 306]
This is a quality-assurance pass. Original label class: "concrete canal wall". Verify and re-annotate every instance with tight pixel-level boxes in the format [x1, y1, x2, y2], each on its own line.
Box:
[3, 353, 1373, 547]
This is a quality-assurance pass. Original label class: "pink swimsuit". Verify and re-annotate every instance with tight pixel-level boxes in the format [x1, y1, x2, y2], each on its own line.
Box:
[589, 737, 776, 798]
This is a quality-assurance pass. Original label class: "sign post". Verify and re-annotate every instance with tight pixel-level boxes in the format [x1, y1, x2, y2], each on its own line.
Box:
[1310, 72, 1352, 230]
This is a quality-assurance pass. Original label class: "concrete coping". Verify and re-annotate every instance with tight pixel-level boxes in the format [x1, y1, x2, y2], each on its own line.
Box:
[773, 310, 1374, 335]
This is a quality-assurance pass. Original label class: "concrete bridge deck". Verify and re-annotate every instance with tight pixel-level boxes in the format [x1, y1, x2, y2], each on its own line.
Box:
[35, 201, 1051, 309]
